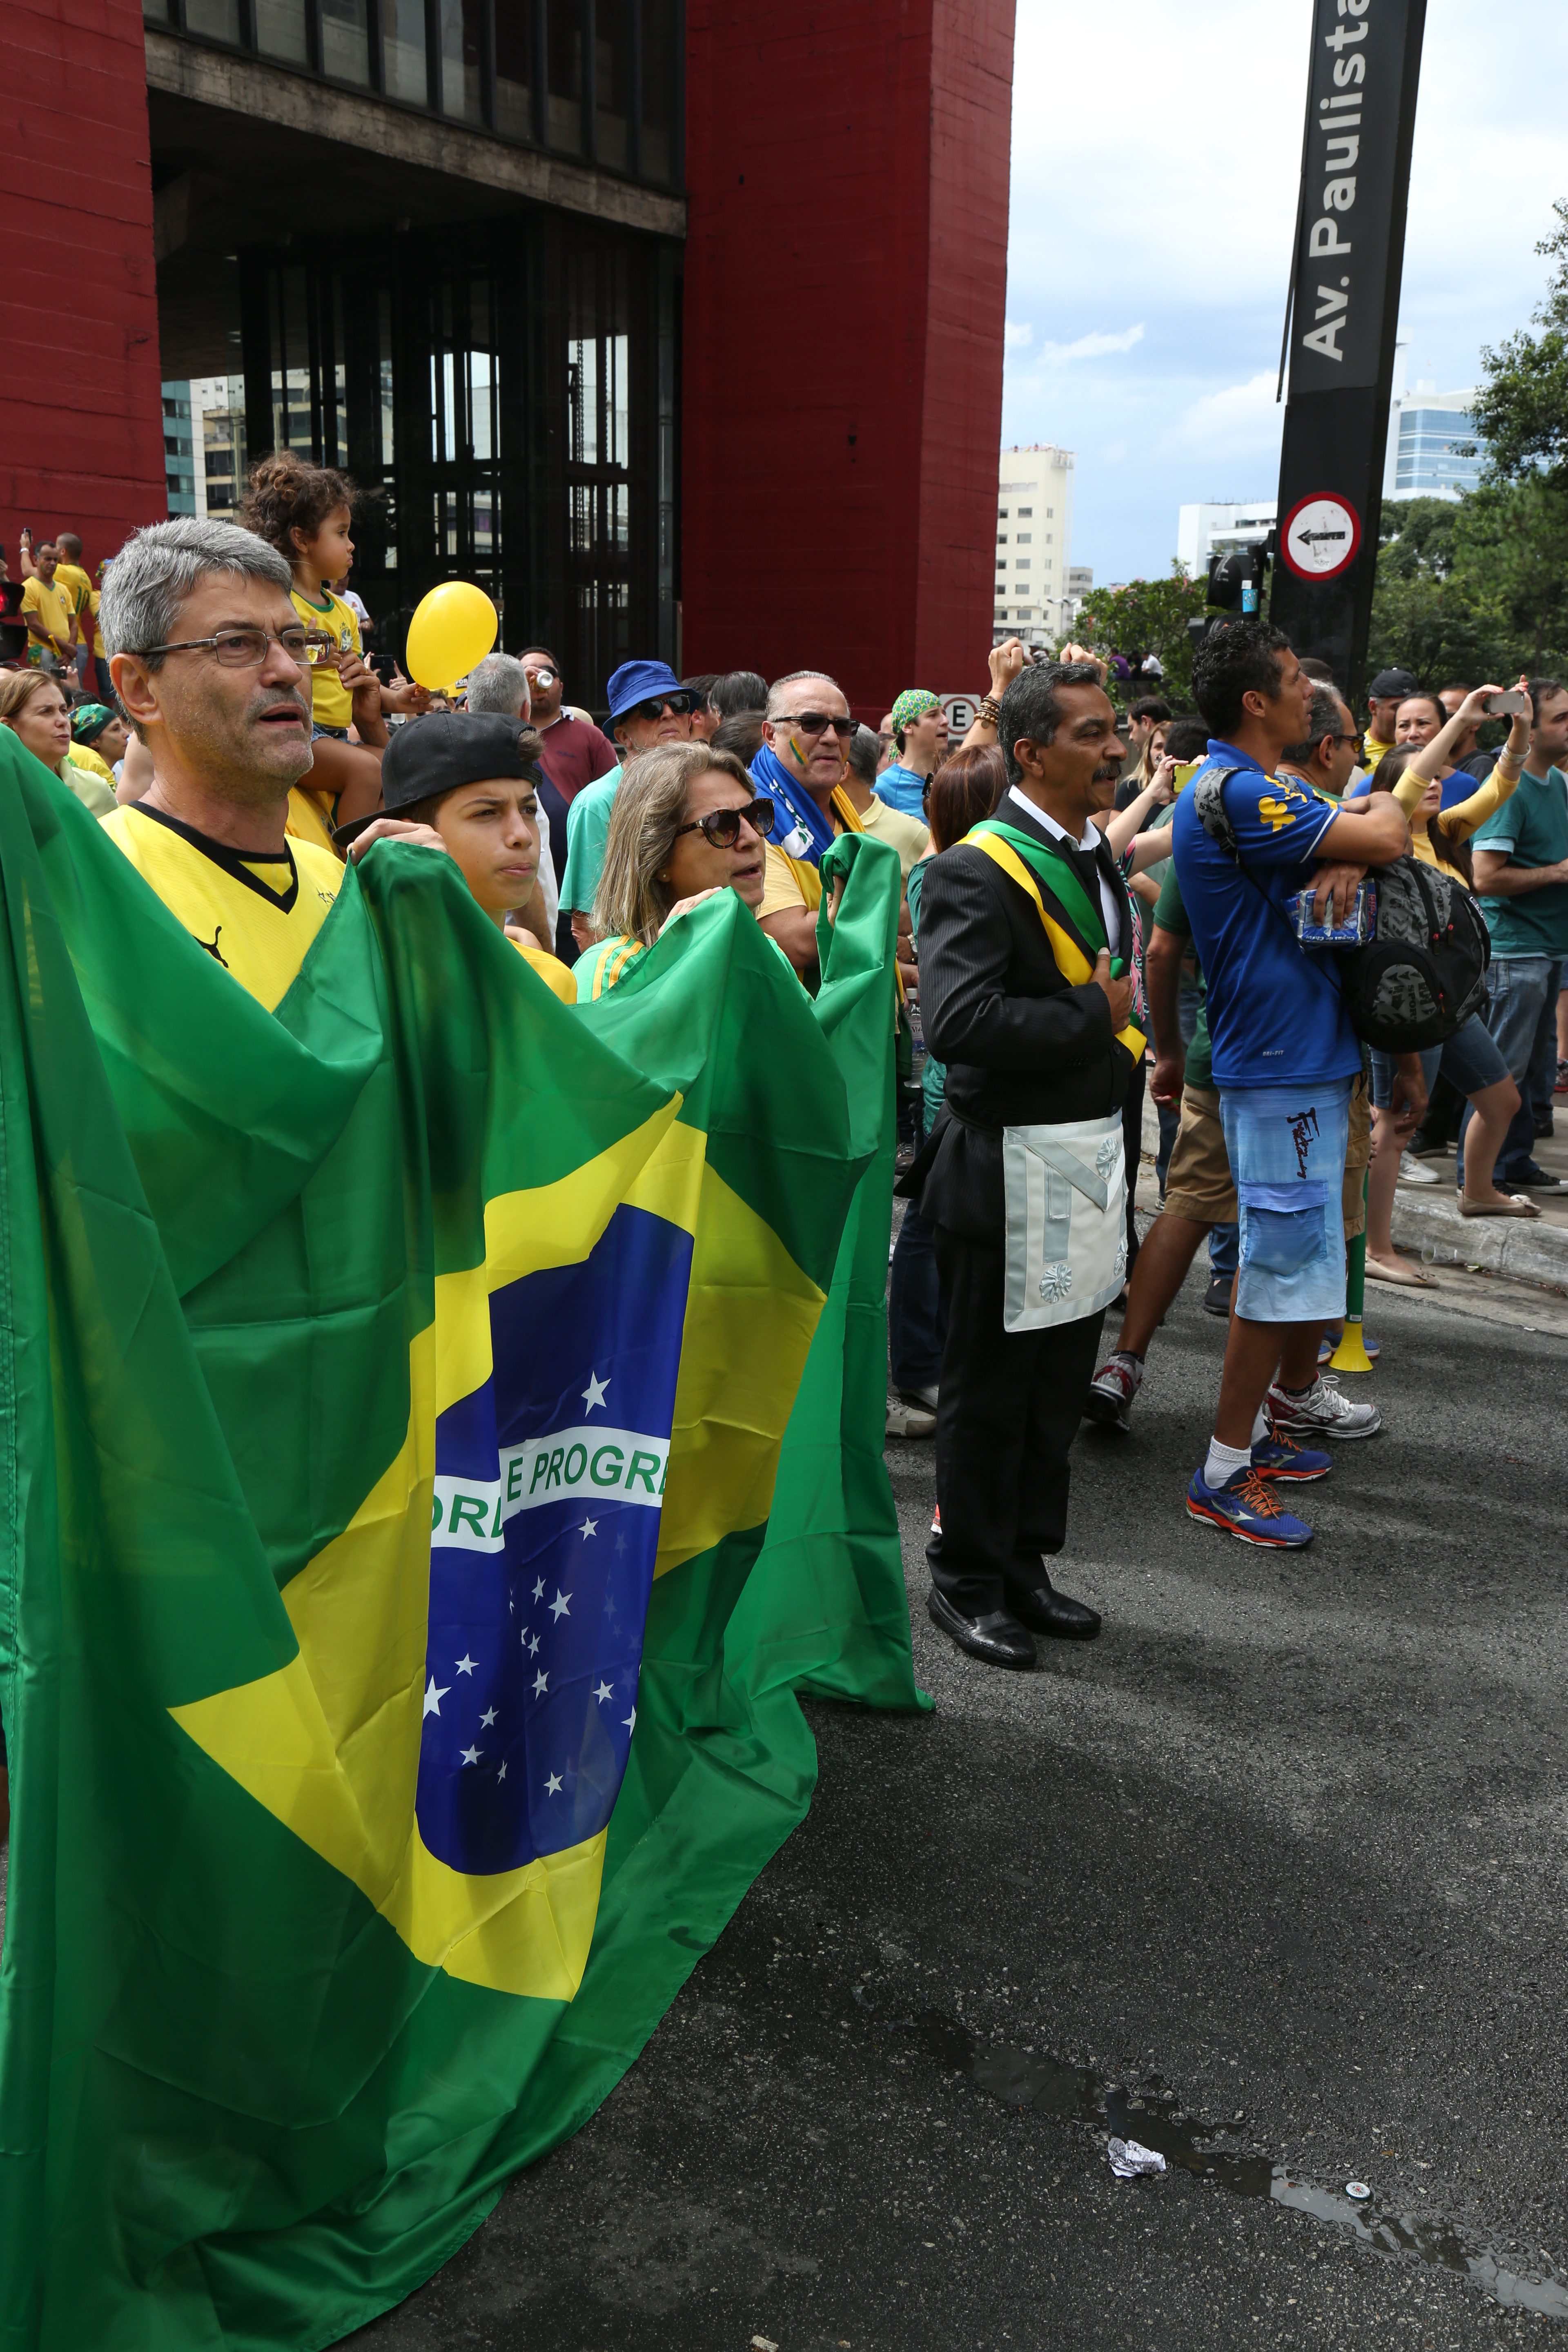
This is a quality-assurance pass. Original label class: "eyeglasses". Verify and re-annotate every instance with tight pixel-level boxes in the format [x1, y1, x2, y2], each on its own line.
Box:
[131, 626, 334, 668]
[673, 797, 773, 850]
[626, 692, 696, 722]
[774, 710, 855, 739]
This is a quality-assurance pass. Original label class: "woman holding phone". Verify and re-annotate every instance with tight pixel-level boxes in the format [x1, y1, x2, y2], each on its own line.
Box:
[1363, 679, 1535, 1280]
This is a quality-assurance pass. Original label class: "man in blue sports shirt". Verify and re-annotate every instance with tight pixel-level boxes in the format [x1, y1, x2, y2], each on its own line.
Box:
[1171, 619, 1422, 1549]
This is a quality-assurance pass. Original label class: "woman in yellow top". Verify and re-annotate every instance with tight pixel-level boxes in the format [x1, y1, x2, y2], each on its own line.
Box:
[338, 710, 575, 1002]
[0, 670, 117, 815]
[573, 742, 773, 1000]
[1363, 680, 1536, 1279]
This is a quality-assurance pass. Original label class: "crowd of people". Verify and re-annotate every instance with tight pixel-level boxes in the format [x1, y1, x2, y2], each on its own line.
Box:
[5, 448, 1566, 1699]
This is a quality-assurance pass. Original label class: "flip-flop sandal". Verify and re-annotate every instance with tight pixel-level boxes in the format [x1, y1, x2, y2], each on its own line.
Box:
[1364, 1254, 1434, 1285]
[1457, 1193, 1541, 1218]
[1319, 1331, 1381, 1364]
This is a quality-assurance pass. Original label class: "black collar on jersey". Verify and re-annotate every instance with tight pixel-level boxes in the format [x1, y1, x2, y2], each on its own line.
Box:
[128, 802, 301, 914]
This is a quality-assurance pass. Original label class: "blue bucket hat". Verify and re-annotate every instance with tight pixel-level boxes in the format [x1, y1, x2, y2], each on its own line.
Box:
[606, 658, 688, 722]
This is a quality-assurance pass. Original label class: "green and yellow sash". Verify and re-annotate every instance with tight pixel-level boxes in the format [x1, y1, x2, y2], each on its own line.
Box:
[967, 818, 1145, 1059]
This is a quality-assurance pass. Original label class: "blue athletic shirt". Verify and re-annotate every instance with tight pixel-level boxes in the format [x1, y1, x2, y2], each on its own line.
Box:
[1170, 738, 1361, 1090]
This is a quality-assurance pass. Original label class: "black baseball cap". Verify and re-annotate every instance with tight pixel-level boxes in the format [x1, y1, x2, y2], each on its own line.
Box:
[334, 712, 540, 845]
[1368, 667, 1419, 699]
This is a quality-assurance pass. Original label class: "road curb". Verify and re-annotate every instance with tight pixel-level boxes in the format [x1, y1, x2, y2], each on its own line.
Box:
[1388, 1187, 1568, 1292]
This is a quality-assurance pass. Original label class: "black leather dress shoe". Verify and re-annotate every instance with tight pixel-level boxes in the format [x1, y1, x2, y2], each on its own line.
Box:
[1005, 1575, 1102, 1641]
[926, 1586, 1036, 1668]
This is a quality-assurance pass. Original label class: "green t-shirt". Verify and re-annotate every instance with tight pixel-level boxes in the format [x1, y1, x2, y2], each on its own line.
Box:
[1151, 858, 1212, 1093]
[906, 856, 946, 1136]
[559, 763, 623, 916]
[1470, 764, 1568, 959]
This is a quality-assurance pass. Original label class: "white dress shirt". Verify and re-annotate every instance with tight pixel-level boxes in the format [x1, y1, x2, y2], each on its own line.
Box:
[1007, 784, 1121, 956]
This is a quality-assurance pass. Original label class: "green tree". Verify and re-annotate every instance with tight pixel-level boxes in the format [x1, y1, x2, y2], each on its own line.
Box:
[1469, 197, 1568, 486]
[1066, 563, 1207, 707]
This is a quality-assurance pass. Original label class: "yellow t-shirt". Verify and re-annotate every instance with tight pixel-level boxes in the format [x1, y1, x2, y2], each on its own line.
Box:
[290, 586, 361, 731]
[53, 562, 96, 652]
[60, 755, 118, 817]
[858, 793, 930, 882]
[67, 741, 116, 788]
[20, 575, 74, 661]
[758, 842, 819, 918]
[285, 783, 343, 860]
[101, 803, 343, 1011]
[508, 935, 577, 1003]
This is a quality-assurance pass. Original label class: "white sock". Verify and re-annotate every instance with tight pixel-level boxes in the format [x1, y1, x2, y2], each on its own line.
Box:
[1250, 1406, 1269, 1447]
[1203, 1435, 1252, 1490]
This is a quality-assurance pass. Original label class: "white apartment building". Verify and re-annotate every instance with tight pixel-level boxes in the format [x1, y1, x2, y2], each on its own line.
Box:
[1176, 501, 1276, 577]
[996, 444, 1075, 646]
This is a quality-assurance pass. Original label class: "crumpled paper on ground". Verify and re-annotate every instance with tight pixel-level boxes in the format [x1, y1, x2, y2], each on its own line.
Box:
[1108, 2135, 1167, 2179]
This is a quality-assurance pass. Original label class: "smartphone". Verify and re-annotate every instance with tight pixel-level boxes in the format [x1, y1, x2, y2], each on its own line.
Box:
[1172, 759, 1203, 794]
[1484, 690, 1530, 718]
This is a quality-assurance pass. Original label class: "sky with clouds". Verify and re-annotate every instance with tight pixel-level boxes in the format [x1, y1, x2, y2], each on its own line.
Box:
[1002, 0, 1568, 585]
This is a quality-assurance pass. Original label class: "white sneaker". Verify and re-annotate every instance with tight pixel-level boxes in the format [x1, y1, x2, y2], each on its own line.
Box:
[1266, 1373, 1382, 1441]
[886, 1395, 936, 1439]
[1397, 1152, 1439, 1185]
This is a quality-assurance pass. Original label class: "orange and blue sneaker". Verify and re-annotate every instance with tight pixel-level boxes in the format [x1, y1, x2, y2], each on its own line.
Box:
[1185, 1463, 1314, 1546]
[1249, 1433, 1332, 1481]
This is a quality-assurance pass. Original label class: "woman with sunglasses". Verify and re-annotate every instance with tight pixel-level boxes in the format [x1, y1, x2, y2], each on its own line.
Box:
[573, 743, 775, 1000]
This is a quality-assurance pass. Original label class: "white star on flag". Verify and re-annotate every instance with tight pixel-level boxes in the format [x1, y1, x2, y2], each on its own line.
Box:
[532, 1669, 549, 1697]
[545, 1771, 564, 1796]
[592, 1680, 613, 1704]
[479, 1706, 498, 1728]
[528, 1633, 541, 1657]
[581, 1370, 610, 1413]
[460, 1745, 481, 1766]
[578, 1517, 597, 1540]
[497, 1760, 508, 1782]
[423, 1677, 450, 1719]
[532, 1576, 545, 1602]
[550, 1588, 572, 1621]
[622, 1707, 637, 1733]
[455, 1654, 476, 1676]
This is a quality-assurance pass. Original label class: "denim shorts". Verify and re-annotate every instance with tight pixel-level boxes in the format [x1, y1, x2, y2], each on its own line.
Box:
[1218, 1077, 1352, 1325]
[1370, 1011, 1510, 1108]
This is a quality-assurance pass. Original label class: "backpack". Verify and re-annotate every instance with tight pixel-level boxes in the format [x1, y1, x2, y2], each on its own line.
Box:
[1192, 767, 1490, 1054]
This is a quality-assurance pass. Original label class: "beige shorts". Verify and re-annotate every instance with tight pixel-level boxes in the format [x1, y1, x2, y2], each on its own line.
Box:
[1163, 1079, 1369, 1239]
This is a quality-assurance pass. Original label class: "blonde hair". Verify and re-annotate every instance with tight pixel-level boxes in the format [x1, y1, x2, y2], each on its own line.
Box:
[0, 669, 70, 774]
[593, 743, 756, 949]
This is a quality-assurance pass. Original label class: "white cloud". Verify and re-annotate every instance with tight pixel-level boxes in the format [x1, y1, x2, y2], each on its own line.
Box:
[1004, 319, 1033, 350]
[1163, 372, 1283, 459]
[1002, 0, 1568, 577]
[1036, 324, 1145, 365]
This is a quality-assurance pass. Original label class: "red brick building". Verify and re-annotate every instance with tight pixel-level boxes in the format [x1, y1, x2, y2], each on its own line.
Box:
[0, 0, 1013, 712]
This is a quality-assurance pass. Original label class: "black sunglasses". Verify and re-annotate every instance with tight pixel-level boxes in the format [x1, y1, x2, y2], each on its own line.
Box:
[627, 691, 696, 723]
[776, 710, 855, 739]
[673, 797, 773, 850]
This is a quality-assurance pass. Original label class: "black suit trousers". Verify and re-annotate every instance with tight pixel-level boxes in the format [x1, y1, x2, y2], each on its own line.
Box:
[927, 1225, 1103, 1620]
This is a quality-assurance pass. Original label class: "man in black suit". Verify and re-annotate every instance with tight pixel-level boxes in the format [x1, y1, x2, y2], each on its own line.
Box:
[914, 660, 1138, 1668]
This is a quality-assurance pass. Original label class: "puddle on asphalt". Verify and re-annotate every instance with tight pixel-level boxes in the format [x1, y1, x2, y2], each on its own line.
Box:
[908, 2010, 1568, 2319]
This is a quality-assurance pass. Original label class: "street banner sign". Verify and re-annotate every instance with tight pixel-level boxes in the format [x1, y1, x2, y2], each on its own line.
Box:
[1270, 0, 1428, 697]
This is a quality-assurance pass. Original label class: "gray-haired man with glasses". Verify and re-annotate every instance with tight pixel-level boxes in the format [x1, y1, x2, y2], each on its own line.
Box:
[98, 517, 448, 1008]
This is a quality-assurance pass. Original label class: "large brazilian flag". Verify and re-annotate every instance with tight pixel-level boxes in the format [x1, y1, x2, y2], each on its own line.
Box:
[0, 736, 920, 2350]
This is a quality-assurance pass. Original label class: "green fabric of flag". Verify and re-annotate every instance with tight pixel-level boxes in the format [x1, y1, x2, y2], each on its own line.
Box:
[0, 734, 921, 2352]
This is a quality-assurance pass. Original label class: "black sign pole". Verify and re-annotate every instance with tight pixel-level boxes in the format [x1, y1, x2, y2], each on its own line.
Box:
[1270, 0, 1427, 702]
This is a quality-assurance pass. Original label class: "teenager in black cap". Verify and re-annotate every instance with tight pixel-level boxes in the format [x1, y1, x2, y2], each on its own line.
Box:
[342, 713, 576, 1002]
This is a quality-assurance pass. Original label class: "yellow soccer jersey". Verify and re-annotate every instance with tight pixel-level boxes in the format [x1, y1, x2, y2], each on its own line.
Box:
[290, 585, 361, 730]
[101, 803, 342, 1011]
[285, 783, 343, 859]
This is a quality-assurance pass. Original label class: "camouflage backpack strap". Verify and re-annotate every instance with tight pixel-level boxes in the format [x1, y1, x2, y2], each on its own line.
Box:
[1190, 765, 1245, 860]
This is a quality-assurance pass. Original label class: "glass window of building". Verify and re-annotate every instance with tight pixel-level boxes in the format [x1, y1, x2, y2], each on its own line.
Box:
[494, 0, 534, 141]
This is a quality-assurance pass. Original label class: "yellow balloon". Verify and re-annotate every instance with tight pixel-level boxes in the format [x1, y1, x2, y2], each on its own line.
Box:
[405, 581, 498, 691]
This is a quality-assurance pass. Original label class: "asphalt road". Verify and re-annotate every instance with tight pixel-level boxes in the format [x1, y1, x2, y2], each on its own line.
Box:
[349, 1251, 1568, 2350]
